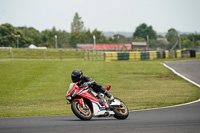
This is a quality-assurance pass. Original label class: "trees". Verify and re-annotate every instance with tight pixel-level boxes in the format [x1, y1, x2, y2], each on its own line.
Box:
[16, 26, 42, 47]
[187, 34, 200, 48]
[181, 36, 191, 48]
[70, 12, 86, 47]
[69, 12, 107, 47]
[41, 28, 55, 48]
[56, 30, 70, 48]
[180, 33, 200, 49]
[133, 23, 157, 49]
[166, 28, 179, 49]
[0, 24, 71, 48]
[71, 12, 85, 34]
[1, 16, 200, 49]
[133, 23, 157, 40]
[0, 23, 18, 47]
[107, 34, 131, 44]
[41, 27, 70, 48]
[0, 24, 41, 48]
[91, 29, 107, 44]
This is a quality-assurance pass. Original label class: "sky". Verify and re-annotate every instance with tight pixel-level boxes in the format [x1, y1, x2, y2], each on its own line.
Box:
[0, 0, 200, 33]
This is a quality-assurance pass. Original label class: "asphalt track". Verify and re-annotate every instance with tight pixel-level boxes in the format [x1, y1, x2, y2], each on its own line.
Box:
[164, 59, 200, 87]
[0, 60, 200, 133]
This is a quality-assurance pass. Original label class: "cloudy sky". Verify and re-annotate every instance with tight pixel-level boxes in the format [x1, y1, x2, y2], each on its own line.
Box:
[0, 0, 200, 33]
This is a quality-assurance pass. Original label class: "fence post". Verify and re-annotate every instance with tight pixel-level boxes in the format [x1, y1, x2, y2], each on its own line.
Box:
[43, 50, 46, 59]
[84, 49, 86, 61]
[26, 49, 30, 59]
[96, 50, 97, 60]
[10, 49, 13, 58]
[88, 50, 89, 60]
[92, 50, 93, 60]
[76, 48, 78, 59]
[60, 49, 63, 60]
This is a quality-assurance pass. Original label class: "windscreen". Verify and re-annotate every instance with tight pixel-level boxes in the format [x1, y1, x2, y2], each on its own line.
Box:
[67, 83, 75, 95]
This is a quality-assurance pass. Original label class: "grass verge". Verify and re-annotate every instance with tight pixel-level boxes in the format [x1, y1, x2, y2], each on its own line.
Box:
[0, 59, 200, 117]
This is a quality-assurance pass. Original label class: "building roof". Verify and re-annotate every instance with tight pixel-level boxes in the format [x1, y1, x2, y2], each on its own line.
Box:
[77, 44, 132, 50]
[132, 42, 147, 46]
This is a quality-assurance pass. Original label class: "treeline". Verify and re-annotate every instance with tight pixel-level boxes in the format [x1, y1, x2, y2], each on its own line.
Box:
[0, 23, 132, 48]
[0, 12, 133, 48]
[0, 23, 69, 48]
[0, 12, 200, 50]
[133, 23, 200, 50]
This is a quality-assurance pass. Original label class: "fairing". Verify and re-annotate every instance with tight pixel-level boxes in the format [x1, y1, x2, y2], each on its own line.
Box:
[66, 83, 115, 116]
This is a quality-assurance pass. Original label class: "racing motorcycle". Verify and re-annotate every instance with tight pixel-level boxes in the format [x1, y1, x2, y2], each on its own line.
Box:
[66, 82, 129, 120]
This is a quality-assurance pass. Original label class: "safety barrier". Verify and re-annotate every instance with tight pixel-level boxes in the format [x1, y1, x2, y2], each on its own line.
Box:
[149, 51, 157, 60]
[118, 53, 129, 60]
[104, 52, 118, 62]
[104, 50, 193, 61]
[129, 52, 141, 61]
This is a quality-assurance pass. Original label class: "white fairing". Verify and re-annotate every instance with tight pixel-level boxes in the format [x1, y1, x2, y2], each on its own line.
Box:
[92, 101, 102, 114]
[92, 101, 115, 116]
[110, 99, 121, 106]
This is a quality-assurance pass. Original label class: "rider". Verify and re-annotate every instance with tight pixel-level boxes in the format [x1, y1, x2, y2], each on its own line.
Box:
[71, 69, 114, 102]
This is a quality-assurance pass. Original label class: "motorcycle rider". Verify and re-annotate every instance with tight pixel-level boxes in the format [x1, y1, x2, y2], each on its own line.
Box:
[71, 69, 114, 103]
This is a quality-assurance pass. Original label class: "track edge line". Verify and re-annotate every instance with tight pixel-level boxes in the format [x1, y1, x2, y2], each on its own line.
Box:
[163, 63, 200, 88]
[130, 62, 200, 113]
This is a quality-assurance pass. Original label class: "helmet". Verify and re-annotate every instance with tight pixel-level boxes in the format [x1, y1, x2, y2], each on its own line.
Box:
[71, 69, 83, 83]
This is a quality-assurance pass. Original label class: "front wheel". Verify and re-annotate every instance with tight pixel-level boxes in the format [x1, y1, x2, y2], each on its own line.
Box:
[71, 100, 92, 120]
[112, 98, 129, 119]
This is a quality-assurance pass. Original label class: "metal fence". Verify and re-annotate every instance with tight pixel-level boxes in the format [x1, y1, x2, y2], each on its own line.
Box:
[0, 48, 84, 59]
[84, 50, 105, 61]
[0, 48, 198, 61]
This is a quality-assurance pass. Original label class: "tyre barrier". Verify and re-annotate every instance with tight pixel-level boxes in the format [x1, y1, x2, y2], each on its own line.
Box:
[104, 50, 194, 62]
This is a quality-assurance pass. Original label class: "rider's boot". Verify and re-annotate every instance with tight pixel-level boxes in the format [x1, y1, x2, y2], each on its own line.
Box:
[104, 99, 110, 110]
[98, 98, 110, 110]
[98, 98, 104, 106]
[104, 90, 114, 102]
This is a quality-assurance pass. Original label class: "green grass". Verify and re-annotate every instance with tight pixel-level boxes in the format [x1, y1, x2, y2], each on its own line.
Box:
[0, 48, 84, 59]
[0, 59, 200, 117]
[196, 52, 200, 58]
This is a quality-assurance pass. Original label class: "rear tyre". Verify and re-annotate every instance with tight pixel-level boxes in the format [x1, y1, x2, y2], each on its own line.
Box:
[71, 100, 92, 120]
[112, 98, 129, 119]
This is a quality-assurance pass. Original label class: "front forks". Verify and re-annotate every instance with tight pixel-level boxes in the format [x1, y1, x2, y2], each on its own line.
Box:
[81, 98, 89, 110]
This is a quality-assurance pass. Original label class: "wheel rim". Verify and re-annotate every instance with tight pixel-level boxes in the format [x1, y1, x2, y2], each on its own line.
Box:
[75, 101, 91, 117]
[113, 102, 128, 115]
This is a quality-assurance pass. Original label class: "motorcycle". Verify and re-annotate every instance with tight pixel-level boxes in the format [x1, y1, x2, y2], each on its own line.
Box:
[66, 82, 129, 120]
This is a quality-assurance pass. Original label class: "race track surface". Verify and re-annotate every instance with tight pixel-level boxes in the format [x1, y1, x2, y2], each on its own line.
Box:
[1, 100, 200, 133]
[164, 59, 200, 85]
[1, 60, 200, 133]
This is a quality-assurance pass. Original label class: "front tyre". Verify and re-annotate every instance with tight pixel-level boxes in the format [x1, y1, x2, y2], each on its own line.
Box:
[71, 100, 92, 120]
[112, 98, 129, 119]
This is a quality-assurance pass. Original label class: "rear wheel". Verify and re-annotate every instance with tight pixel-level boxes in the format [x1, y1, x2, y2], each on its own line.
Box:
[71, 100, 92, 120]
[112, 98, 129, 119]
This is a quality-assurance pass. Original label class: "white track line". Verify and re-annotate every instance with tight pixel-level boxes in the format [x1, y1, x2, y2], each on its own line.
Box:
[163, 63, 200, 88]
[131, 98, 200, 112]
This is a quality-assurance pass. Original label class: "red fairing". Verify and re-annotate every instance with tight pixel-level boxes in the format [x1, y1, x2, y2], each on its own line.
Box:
[66, 83, 78, 98]
[66, 83, 110, 112]
[104, 85, 111, 91]
[78, 87, 99, 102]
[72, 98, 83, 106]
[66, 82, 100, 103]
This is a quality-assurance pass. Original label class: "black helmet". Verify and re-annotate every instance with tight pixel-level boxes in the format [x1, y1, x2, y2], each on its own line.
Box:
[71, 69, 83, 83]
